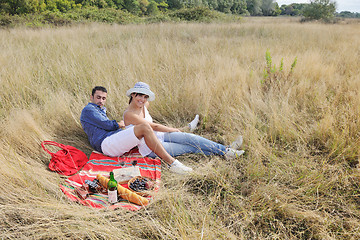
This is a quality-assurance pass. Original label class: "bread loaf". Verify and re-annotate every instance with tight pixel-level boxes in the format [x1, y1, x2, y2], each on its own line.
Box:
[96, 174, 149, 206]
[96, 173, 109, 188]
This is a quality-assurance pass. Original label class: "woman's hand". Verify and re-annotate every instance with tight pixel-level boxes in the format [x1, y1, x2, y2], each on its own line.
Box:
[118, 120, 125, 129]
[168, 127, 181, 132]
[152, 124, 181, 133]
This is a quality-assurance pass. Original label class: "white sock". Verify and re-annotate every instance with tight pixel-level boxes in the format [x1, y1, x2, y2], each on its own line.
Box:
[188, 114, 199, 132]
[230, 135, 243, 149]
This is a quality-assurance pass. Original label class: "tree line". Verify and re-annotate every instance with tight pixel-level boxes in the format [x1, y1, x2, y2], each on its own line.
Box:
[0, 0, 359, 19]
[0, 0, 278, 16]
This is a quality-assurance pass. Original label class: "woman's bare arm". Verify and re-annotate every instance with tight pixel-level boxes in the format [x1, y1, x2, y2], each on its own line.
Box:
[124, 111, 180, 132]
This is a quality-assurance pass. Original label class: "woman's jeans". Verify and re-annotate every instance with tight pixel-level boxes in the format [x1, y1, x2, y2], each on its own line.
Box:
[147, 132, 227, 158]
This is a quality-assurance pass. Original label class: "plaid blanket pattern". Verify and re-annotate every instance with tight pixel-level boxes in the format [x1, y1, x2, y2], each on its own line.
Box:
[60, 151, 161, 211]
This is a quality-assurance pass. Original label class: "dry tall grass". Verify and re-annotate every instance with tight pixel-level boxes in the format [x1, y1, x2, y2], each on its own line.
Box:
[1, 17, 360, 239]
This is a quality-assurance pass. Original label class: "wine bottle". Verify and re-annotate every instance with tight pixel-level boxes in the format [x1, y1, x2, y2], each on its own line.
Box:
[107, 172, 118, 204]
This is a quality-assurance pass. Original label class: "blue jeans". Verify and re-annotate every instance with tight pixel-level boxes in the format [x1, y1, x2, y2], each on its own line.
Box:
[147, 132, 227, 158]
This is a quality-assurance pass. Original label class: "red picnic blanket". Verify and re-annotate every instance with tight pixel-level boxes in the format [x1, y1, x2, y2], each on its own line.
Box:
[60, 151, 161, 211]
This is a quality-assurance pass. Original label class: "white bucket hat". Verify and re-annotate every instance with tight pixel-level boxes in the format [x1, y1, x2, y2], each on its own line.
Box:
[126, 82, 155, 101]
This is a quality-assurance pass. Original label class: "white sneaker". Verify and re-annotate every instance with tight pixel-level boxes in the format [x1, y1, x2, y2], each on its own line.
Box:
[230, 135, 243, 149]
[224, 148, 245, 160]
[188, 114, 199, 132]
[169, 160, 193, 174]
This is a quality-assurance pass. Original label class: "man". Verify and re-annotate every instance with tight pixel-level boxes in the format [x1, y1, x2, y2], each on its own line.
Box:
[80, 86, 192, 174]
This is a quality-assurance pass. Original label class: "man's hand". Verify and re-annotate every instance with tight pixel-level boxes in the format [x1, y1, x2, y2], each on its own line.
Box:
[118, 120, 125, 129]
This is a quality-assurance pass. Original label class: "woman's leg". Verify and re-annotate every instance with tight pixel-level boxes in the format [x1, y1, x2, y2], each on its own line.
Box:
[133, 123, 175, 165]
[128, 123, 193, 174]
[162, 132, 227, 156]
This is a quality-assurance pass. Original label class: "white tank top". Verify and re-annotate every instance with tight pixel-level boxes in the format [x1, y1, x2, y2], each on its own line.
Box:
[125, 106, 164, 156]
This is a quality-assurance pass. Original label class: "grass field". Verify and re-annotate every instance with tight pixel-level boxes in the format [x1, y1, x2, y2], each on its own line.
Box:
[1, 17, 360, 239]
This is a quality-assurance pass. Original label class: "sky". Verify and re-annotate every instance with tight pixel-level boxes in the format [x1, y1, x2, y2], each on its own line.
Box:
[275, 0, 360, 13]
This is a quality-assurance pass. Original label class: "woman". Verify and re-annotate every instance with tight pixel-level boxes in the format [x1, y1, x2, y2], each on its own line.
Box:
[123, 82, 244, 159]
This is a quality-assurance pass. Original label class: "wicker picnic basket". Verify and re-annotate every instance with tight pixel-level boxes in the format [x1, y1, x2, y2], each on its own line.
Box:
[128, 176, 155, 196]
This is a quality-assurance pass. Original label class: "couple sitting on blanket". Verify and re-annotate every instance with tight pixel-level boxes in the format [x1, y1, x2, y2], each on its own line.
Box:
[80, 82, 244, 174]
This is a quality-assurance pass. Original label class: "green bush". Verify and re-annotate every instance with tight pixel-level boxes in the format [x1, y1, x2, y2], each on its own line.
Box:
[67, 7, 139, 23]
[302, 0, 336, 21]
[0, 14, 13, 26]
[168, 6, 221, 21]
[0, 13, 42, 27]
[145, 0, 159, 15]
[42, 11, 72, 25]
[261, 50, 297, 91]
[145, 13, 172, 22]
[0, 7, 141, 27]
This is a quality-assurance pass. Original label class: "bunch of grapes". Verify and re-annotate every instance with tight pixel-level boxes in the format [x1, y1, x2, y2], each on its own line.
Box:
[129, 178, 148, 192]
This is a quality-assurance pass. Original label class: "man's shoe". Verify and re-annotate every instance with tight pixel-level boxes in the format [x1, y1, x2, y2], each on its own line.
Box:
[224, 148, 245, 160]
[169, 160, 193, 174]
[230, 135, 243, 150]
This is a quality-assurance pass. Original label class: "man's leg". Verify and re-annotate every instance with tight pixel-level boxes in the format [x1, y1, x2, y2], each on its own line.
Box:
[160, 142, 213, 157]
[133, 123, 176, 165]
[156, 132, 244, 160]
[163, 132, 226, 155]
[101, 127, 141, 157]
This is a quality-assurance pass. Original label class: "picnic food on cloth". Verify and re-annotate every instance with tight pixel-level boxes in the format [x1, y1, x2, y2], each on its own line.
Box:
[60, 150, 161, 211]
[41, 141, 88, 176]
[96, 174, 149, 206]
[113, 166, 141, 183]
[107, 172, 118, 204]
[128, 176, 155, 196]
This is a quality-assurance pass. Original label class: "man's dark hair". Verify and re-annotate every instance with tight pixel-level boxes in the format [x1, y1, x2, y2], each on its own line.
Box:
[92, 86, 107, 96]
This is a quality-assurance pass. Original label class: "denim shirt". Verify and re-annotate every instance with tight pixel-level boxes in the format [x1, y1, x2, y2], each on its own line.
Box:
[80, 103, 120, 153]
